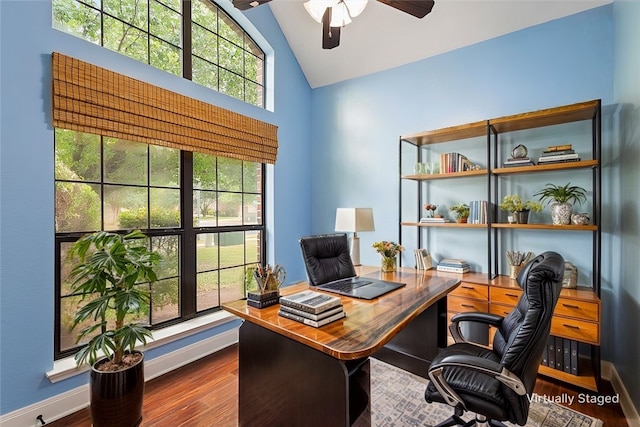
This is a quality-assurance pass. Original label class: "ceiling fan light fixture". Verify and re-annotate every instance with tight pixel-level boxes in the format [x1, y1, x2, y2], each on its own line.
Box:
[304, 0, 368, 26]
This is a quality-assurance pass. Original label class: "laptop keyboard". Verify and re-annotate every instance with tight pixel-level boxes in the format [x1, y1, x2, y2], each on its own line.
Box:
[322, 279, 371, 293]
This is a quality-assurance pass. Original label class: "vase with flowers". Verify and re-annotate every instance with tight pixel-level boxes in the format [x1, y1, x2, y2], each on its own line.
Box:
[372, 240, 404, 272]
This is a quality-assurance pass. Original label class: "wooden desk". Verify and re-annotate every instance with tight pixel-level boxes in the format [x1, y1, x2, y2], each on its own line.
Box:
[222, 266, 460, 427]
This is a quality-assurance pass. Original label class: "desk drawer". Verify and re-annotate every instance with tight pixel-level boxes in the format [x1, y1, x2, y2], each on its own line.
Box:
[490, 287, 522, 306]
[450, 282, 488, 300]
[489, 303, 514, 318]
[554, 298, 600, 322]
[551, 317, 599, 345]
[448, 296, 488, 313]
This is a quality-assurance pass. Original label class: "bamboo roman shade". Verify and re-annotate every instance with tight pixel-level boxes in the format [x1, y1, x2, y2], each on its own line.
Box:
[52, 52, 278, 164]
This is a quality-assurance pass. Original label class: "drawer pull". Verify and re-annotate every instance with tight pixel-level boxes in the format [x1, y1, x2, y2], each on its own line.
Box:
[563, 324, 580, 329]
[461, 285, 474, 289]
[505, 293, 519, 297]
[461, 304, 474, 308]
[562, 303, 580, 309]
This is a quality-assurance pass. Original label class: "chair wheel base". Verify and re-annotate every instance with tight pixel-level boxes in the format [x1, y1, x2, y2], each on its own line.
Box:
[434, 411, 508, 427]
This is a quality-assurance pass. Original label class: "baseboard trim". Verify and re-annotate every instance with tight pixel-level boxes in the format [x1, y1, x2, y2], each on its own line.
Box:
[0, 328, 239, 427]
[602, 361, 640, 427]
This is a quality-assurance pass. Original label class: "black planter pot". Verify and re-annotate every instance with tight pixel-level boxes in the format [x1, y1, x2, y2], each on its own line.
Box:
[90, 351, 145, 427]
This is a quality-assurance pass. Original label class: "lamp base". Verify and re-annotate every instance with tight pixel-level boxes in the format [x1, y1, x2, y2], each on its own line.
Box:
[350, 235, 361, 266]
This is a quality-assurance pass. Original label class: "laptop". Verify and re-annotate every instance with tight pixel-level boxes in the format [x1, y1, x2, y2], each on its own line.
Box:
[299, 233, 406, 300]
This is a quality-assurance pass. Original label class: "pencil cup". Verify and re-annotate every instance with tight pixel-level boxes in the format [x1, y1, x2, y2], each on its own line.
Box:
[509, 264, 523, 280]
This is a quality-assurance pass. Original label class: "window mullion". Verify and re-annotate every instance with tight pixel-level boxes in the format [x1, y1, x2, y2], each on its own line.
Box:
[181, 151, 197, 318]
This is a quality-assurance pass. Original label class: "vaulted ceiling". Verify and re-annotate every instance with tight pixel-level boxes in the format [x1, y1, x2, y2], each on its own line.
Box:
[265, 0, 610, 88]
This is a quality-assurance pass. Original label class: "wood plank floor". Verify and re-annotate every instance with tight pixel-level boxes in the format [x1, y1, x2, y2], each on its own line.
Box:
[47, 344, 629, 427]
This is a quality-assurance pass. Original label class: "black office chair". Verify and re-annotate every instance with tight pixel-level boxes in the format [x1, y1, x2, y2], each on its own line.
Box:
[299, 233, 356, 286]
[425, 251, 564, 427]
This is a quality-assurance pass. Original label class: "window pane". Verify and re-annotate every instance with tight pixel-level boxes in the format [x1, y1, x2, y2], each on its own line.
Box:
[218, 13, 242, 46]
[104, 138, 148, 185]
[55, 182, 102, 232]
[192, 56, 218, 91]
[194, 190, 217, 227]
[103, 15, 148, 62]
[197, 233, 218, 271]
[243, 193, 260, 225]
[103, 0, 148, 29]
[217, 157, 242, 191]
[192, 25, 218, 64]
[55, 129, 101, 182]
[219, 232, 244, 268]
[104, 185, 147, 230]
[193, 152, 217, 190]
[149, 0, 181, 46]
[219, 38, 243, 74]
[150, 145, 180, 187]
[220, 266, 245, 303]
[197, 271, 219, 311]
[150, 188, 181, 228]
[53, 0, 101, 45]
[244, 50, 259, 82]
[152, 235, 180, 279]
[151, 278, 180, 323]
[219, 68, 244, 101]
[245, 230, 261, 264]
[192, 0, 217, 31]
[219, 193, 241, 226]
[242, 161, 260, 192]
[150, 37, 182, 76]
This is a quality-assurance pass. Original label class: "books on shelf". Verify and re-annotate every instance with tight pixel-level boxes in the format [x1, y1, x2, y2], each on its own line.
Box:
[420, 217, 449, 223]
[279, 290, 342, 315]
[545, 144, 572, 152]
[278, 307, 346, 327]
[437, 258, 470, 273]
[468, 200, 488, 224]
[440, 152, 473, 174]
[414, 249, 433, 270]
[541, 335, 580, 375]
[503, 157, 536, 167]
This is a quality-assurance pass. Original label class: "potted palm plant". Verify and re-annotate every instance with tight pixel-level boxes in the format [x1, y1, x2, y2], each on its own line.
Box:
[68, 230, 161, 427]
[449, 203, 470, 223]
[534, 182, 587, 225]
[499, 195, 543, 224]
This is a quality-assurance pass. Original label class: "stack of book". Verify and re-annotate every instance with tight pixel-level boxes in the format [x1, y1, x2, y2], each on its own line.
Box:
[414, 248, 433, 270]
[419, 217, 449, 223]
[278, 290, 346, 327]
[541, 335, 580, 376]
[247, 290, 280, 309]
[537, 144, 580, 164]
[436, 258, 470, 273]
[503, 157, 536, 167]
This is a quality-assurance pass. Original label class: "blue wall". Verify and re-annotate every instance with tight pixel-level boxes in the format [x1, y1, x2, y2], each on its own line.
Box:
[0, 0, 312, 414]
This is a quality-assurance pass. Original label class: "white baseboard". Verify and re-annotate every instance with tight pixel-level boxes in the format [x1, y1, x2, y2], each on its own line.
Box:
[602, 361, 640, 427]
[0, 328, 238, 427]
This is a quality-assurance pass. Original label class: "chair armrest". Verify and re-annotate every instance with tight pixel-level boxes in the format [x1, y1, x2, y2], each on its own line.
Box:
[428, 354, 526, 408]
[449, 312, 504, 343]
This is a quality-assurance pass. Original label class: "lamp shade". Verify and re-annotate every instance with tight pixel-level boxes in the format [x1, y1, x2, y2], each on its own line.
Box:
[304, 0, 368, 26]
[335, 208, 375, 232]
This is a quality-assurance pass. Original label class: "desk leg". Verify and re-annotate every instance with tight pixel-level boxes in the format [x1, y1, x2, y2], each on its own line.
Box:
[373, 297, 447, 379]
[238, 321, 370, 427]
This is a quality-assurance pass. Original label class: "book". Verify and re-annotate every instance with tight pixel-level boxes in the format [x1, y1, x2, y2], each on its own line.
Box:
[414, 248, 433, 270]
[247, 290, 280, 302]
[436, 264, 471, 274]
[279, 304, 344, 321]
[438, 258, 469, 266]
[546, 144, 572, 152]
[537, 157, 581, 164]
[504, 157, 533, 163]
[278, 308, 346, 327]
[420, 217, 449, 223]
[538, 152, 579, 161]
[548, 336, 555, 369]
[555, 336, 563, 370]
[571, 340, 579, 376]
[247, 296, 280, 309]
[563, 338, 571, 373]
[541, 149, 575, 156]
[503, 160, 536, 167]
[279, 290, 343, 314]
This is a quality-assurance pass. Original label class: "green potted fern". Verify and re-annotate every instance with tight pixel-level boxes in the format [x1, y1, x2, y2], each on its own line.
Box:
[68, 230, 160, 427]
[534, 182, 587, 225]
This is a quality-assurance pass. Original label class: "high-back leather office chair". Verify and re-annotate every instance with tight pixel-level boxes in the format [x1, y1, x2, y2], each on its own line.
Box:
[425, 251, 564, 427]
[299, 233, 356, 286]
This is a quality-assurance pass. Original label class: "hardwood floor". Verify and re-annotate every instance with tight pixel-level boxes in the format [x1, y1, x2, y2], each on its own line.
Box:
[47, 344, 629, 427]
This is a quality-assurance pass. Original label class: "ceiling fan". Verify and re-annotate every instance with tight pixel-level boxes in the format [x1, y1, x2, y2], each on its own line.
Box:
[232, 0, 435, 49]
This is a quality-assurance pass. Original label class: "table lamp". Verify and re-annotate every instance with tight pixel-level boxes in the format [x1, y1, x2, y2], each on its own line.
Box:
[334, 208, 375, 266]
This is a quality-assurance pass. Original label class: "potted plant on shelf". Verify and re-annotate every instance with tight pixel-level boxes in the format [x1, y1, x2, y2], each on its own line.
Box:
[499, 195, 543, 224]
[449, 203, 470, 223]
[534, 182, 587, 225]
[68, 230, 161, 427]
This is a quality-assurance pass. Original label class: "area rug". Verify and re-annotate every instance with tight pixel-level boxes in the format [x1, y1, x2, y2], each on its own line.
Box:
[370, 358, 603, 427]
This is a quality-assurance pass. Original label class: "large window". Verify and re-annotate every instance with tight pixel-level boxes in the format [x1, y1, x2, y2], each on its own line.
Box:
[52, 0, 265, 107]
[55, 129, 265, 358]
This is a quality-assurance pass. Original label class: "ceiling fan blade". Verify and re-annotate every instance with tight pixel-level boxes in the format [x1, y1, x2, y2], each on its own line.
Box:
[232, 0, 271, 11]
[376, 0, 435, 18]
[322, 7, 341, 49]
